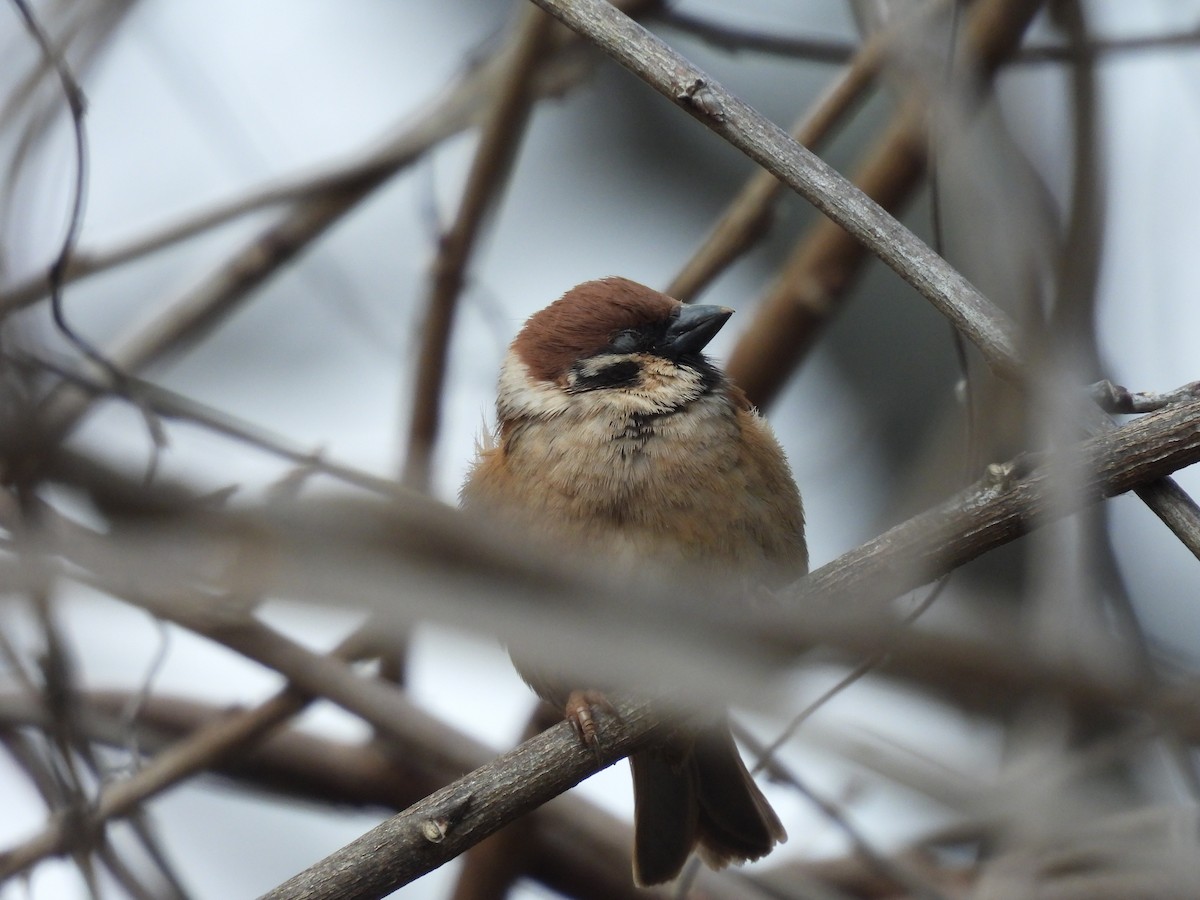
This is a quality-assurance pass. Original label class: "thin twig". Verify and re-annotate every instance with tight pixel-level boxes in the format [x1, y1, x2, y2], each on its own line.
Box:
[403, 5, 557, 490]
[781, 759, 951, 900]
[8, 0, 118, 384]
[0, 147, 443, 315]
[754, 577, 949, 774]
[655, 10, 858, 63]
[0, 629, 373, 881]
[20, 352, 409, 499]
[658, 8, 1200, 65]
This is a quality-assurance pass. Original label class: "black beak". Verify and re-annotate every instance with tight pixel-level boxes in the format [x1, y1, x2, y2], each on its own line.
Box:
[662, 304, 733, 357]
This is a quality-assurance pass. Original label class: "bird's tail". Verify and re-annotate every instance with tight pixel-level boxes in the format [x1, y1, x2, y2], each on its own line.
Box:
[630, 721, 786, 886]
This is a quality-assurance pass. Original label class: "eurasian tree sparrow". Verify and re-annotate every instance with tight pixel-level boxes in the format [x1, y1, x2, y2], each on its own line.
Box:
[462, 276, 806, 885]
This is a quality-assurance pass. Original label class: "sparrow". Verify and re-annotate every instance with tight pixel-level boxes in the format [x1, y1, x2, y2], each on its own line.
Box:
[462, 276, 806, 885]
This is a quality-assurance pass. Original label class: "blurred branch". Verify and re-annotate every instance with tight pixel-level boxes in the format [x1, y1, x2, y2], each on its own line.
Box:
[0, 690, 827, 900]
[0, 542, 745, 897]
[28, 88, 474, 446]
[30, 390, 1200, 732]
[1019, 22, 1200, 62]
[655, 9, 857, 63]
[785, 770, 951, 900]
[665, 2, 914, 302]
[0, 629, 371, 882]
[403, 5, 557, 490]
[21, 353, 408, 499]
[657, 8, 1200, 64]
[0, 112, 463, 315]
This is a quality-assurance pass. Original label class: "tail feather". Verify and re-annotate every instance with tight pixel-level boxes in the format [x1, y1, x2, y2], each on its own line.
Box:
[630, 750, 698, 886]
[630, 721, 785, 885]
[693, 725, 786, 868]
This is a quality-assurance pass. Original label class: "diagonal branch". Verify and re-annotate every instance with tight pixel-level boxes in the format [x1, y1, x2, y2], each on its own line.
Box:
[527, 0, 1026, 379]
[524, 0, 1200, 561]
[663, 10, 892, 303]
[258, 699, 663, 900]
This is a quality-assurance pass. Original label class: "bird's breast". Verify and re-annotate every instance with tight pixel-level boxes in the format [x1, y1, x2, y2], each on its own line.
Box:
[463, 392, 806, 578]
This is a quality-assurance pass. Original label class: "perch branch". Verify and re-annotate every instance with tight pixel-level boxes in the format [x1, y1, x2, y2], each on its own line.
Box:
[257, 700, 663, 900]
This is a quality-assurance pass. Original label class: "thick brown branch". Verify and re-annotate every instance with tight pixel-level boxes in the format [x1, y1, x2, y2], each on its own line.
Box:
[665, 14, 893, 302]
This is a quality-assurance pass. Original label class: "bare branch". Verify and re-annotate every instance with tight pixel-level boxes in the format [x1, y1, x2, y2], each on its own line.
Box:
[403, 5, 557, 490]
[799, 393, 1200, 609]
[0, 630, 372, 881]
[654, 10, 858, 63]
[724, 0, 1044, 405]
[664, 9, 899, 302]
[20, 353, 406, 499]
[0, 690, 788, 900]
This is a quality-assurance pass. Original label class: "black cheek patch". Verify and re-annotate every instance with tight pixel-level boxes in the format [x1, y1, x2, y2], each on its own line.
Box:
[571, 359, 641, 392]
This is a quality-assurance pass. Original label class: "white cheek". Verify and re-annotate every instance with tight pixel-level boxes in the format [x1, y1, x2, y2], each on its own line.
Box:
[497, 355, 570, 420]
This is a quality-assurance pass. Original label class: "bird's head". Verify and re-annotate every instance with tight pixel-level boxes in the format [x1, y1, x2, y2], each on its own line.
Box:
[498, 277, 734, 422]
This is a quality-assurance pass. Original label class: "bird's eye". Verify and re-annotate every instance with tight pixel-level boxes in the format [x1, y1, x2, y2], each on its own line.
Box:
[610, 329, 640, 353]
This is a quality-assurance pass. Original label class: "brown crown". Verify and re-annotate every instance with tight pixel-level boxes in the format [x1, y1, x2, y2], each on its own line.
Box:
[513, 277, 681, 383]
